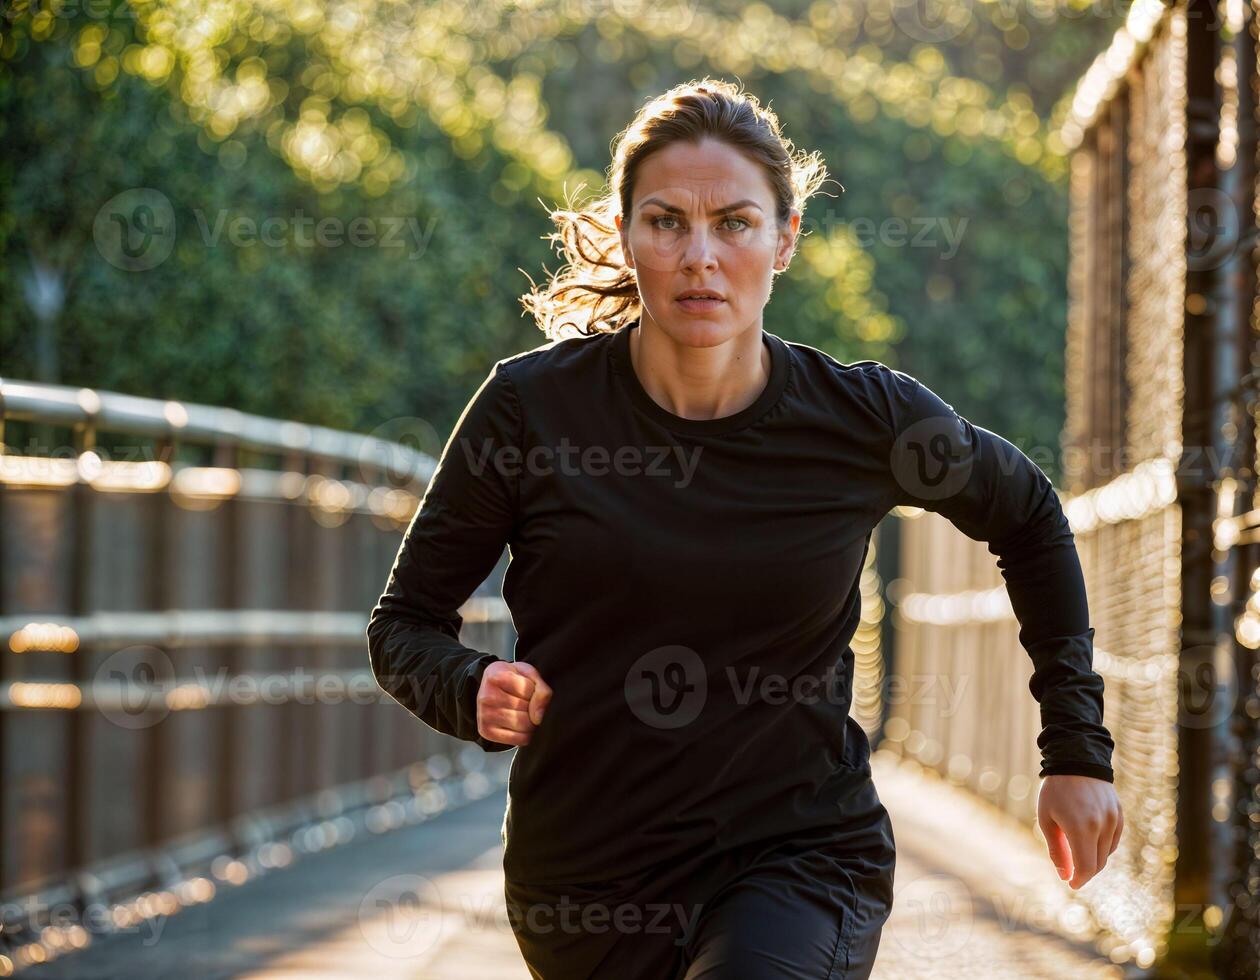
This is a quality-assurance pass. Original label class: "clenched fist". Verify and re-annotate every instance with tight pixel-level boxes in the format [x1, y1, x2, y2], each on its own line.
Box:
[1037, 774, 1124, 889]
[477, 660, 553, 746]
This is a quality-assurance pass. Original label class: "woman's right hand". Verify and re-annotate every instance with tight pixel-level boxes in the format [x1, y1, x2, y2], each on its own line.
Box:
[477, 660, 552, 746]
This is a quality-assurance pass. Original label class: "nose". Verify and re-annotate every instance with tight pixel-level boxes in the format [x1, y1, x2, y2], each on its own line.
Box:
[679, 227, 718, 275]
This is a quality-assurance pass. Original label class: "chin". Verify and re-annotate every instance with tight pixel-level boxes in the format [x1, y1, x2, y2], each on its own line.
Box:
[661, 319, 734, 348]
[646, 304, 739, 344]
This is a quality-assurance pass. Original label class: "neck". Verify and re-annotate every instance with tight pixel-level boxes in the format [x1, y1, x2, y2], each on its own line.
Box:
[627, 314, 770, 422]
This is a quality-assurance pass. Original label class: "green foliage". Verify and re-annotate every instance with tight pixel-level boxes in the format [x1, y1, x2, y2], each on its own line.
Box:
[0, 8, 554, 438]
[0, 2, 1120, 479]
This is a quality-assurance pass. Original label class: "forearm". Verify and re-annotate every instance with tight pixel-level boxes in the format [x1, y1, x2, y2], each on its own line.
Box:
[990, 478, 1115, 780]
[367, 604, 514, 753]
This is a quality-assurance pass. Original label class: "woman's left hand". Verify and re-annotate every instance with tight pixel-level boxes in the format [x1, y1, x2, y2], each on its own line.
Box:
[1036, 774, 1124, 889]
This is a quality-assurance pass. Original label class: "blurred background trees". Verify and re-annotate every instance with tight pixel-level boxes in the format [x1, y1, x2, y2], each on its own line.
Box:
[0, 0, 1121, 480]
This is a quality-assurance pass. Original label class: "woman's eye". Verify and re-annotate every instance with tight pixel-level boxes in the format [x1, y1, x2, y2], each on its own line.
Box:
[650, 215, 749, 232]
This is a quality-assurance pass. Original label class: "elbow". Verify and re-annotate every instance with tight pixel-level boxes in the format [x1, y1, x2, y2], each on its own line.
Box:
[365, 605, 394, 688]
[996, 485, 1074, 557]
[366, 613, 413, 710]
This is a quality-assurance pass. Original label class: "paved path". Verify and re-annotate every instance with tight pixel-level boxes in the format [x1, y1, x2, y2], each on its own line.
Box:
[22, 754, 1126, 979]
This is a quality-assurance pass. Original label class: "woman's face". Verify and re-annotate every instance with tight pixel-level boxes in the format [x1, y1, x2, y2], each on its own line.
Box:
[616, 137, 799, 346]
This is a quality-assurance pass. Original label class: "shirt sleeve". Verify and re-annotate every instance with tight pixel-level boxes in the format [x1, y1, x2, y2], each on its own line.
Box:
[366, 361, 522, 753]
[877, 366, 1116, 782]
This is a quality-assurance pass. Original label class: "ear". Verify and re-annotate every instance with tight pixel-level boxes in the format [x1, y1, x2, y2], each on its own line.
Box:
[774, 209, 800, 272]
[615, 212, 634, 271]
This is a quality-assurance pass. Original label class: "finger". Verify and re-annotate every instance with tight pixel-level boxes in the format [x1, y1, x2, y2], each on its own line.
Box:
[1066, 825, 1099, 889]
[483, 703, 534, 733]
[528, 679, 553, 725]
[527, 690, 550, 726]
[513, 661, 551, 696]
[480, 724, 531, 746]
[1038, 812, 1072, 880]
[489, 666, 537, 701]
[512, 663, 553, 725]
[1109, 807, 1124, 856]
[478, 682, 534, 712]
[1095, 819, 1111, 880]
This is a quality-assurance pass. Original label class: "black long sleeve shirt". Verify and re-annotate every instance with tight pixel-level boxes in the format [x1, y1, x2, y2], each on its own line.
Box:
[366, 319, 1115, 887]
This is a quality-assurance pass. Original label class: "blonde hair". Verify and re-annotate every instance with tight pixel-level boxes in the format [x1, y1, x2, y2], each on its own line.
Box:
[520, 76, 834, 340]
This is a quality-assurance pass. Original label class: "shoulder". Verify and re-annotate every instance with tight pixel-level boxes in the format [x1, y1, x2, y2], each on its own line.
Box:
[779, 337, 925, 429]
[780, 337, 919, 395]
[492, 330, 614, 392]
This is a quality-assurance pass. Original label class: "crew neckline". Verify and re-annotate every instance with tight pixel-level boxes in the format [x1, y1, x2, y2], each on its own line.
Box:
[609, 318, 790, 435]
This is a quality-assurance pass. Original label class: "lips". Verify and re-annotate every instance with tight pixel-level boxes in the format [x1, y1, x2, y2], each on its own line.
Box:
[676, 289, 724, 301]
[676, 294, 725, 314]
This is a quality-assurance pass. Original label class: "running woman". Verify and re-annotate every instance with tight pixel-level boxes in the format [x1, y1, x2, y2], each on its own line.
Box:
[367, 77, 1123, 979]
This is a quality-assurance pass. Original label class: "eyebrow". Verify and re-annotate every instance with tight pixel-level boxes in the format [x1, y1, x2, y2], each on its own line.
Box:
[638, 197, 763, 216]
